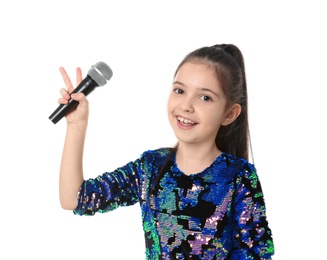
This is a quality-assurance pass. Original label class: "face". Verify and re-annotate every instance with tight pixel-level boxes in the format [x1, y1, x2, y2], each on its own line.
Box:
[167, 62, 235, 148]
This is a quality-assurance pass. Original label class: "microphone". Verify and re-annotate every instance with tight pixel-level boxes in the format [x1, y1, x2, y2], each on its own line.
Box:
[49, 61, 113, 124]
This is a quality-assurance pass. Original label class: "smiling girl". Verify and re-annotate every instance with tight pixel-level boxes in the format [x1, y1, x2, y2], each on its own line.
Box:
[57, 44, 274, 259]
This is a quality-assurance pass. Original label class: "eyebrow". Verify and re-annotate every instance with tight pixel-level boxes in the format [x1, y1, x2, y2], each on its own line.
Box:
[173, 81, 220, 98]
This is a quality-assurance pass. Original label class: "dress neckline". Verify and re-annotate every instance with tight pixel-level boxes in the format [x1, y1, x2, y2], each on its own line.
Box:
[171, 152, 225, 177]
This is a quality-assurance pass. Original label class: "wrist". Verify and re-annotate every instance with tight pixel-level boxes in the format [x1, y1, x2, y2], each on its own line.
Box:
[66, 120, 88, 130]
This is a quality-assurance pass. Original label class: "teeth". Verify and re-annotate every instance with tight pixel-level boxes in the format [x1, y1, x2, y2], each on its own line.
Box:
[177, 116, 195, 124]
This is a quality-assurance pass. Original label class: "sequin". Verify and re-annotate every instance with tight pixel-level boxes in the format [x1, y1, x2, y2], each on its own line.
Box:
[74, 148, 274, 259]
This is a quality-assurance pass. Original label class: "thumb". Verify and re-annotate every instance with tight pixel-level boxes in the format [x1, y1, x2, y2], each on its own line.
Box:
[71, 93, 86, 101]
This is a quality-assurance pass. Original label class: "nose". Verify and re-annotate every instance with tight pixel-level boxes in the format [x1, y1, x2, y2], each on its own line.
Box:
[180, 96, 194, 113]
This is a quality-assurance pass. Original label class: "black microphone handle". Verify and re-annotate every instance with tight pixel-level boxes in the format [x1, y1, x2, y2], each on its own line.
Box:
[49, 75, 98, 124]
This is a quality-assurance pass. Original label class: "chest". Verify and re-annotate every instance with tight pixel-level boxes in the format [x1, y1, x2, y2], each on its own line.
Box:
[148, 172, 235, 219]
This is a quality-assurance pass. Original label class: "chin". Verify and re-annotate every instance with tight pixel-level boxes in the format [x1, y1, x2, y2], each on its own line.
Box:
[173, 133, 197, 144]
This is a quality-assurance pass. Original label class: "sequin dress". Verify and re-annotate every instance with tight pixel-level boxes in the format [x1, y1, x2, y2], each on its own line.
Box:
[74, 148, 274, 259]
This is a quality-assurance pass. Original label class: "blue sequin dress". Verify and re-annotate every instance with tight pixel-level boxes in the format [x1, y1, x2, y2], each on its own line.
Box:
[74, 148, 274, 259]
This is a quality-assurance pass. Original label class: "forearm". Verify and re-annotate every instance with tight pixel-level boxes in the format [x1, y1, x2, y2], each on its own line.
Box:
[59, 123, 87, 210]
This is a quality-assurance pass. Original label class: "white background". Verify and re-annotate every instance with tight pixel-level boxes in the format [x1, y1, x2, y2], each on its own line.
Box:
[0, 1, 326, 259]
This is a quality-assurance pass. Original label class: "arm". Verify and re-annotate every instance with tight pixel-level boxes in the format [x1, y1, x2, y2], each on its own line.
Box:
[58, 67, 89, 210]
[59, 121, 87, 210]
[74, 160, 143, 216]
[231, 165, 274, 259]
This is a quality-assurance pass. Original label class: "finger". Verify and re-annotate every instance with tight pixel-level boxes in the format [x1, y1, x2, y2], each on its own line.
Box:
[60, 88, 71, 100]
[58, 97, 68, 105]
[59, 67, 75, 94]
[70, 93, 89, 107]
[71, 93, 87, 102]
[76, 67, 83, 86]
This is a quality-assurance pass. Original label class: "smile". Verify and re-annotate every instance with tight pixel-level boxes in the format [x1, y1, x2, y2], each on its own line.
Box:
[177, 116, 196, 125]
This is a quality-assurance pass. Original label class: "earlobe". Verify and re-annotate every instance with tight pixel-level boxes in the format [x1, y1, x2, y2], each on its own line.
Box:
[222, 104, 242, 126]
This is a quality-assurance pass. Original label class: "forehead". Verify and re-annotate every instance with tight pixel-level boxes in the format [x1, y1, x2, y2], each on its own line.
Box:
[175, 62, 222, 90]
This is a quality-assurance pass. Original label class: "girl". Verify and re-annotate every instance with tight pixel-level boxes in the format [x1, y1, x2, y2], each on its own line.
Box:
[57, 44, 274, 259]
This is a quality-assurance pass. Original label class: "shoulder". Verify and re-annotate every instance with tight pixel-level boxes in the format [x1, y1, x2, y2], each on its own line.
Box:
[136, 148, 174, 178]
[141, 147, 172, 158]
[139, 147, 174, 165]
[219, 153, 256, 178]
[220, 153, 262, 192]
[220, 153, 254, 170]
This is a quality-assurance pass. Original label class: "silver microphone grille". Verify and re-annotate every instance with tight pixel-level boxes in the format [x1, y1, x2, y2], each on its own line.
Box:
[88, 61, 113, 86]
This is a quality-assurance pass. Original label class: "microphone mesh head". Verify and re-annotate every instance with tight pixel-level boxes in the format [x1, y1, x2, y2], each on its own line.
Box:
[88, 61, 113, 86]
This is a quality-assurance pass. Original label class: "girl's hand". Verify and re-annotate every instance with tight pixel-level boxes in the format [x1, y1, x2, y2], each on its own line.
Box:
[58, 67, 89, 126]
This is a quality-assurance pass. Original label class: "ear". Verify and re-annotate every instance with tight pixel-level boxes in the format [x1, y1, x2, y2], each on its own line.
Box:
[222, 103, 242, 126]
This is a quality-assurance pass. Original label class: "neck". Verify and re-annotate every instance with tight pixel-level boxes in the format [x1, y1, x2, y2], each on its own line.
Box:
[175, 142, 221, 175]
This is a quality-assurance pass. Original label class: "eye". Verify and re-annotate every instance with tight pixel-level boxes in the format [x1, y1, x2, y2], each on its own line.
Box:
[200, 95, 212, 102]
[173, 88, 184, 94]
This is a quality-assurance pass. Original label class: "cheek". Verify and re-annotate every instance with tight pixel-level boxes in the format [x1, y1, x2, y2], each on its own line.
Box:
[202, 106, 225, 123]
[167, 95, 175, 113]
[167, 98, 176, 126]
